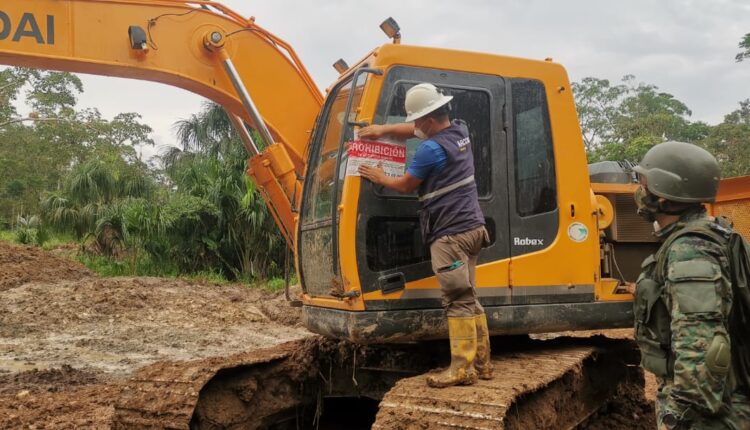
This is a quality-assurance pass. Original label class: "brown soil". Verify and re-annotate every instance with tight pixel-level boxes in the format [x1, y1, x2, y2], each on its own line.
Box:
[579, 380, 656, 430]
[0, 242, 93, 291]
[0, 242, 311, 429]
[258, 284, 304, 327]
[533, 329, 657, 428]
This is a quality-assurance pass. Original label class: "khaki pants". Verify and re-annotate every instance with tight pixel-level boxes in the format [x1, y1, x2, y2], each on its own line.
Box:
[430, 226, 489, 317]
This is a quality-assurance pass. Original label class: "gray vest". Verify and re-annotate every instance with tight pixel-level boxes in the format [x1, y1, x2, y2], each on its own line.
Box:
[417, 120, 485, 244]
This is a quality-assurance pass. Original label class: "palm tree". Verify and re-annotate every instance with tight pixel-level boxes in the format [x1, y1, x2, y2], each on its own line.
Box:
[41, 156, 153, 255]
[162, 102, 284, 280]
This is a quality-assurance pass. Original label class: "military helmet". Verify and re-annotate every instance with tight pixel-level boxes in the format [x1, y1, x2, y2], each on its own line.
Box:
[633, 141, 720, 203]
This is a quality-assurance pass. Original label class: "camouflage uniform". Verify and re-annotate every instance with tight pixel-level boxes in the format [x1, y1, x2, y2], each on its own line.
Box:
[638, 208, 750, 429]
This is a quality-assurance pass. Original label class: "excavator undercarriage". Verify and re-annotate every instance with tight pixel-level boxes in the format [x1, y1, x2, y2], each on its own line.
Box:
[113, 335, 643, 430]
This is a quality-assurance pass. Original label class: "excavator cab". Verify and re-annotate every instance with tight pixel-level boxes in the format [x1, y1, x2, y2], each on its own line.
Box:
[297, 45, 634, 343]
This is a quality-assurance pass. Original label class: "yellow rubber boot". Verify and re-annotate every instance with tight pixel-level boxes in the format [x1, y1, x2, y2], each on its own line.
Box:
[426, 316, 478, 388]
[474, 313, 493, 380]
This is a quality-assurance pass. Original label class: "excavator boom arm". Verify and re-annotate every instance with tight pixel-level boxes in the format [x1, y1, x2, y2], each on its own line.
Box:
[0, 0, 324, 246]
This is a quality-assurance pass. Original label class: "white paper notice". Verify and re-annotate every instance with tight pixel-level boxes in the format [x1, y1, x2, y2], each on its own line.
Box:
[345, 138, 407, 177]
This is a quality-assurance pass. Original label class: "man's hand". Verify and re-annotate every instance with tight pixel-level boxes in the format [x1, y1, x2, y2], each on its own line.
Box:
[357, 123, 415, 140]
[357, 125, 387, 140]
[615, 282, 636, 294]
[358, 163, 387, 185]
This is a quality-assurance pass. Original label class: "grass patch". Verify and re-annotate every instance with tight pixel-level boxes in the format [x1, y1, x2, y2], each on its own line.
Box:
[77, 253, 179, 278]
[0, 230, 14, 243]
[77, 254, 130, 277]
[250, 276, 296, 292]
[41, 233, 76, 250]
[3, 232, 289, 289]
[184, 270, 232, 285]
[0, 229, 76, 249]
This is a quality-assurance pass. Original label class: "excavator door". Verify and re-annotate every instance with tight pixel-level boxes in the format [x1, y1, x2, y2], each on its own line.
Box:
[354, 66, 513, 310]
[297, 71, 370, 298]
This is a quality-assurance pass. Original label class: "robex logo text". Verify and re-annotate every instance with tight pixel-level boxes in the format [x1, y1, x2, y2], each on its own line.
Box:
[514, 237, 544, 246]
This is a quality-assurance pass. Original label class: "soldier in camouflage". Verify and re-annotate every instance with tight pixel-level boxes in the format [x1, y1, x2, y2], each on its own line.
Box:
[633, 141, 750, 429]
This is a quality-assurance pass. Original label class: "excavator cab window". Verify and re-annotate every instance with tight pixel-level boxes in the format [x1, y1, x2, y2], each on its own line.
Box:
[511, 79, 557, 217]
[507, 78, 559, 257]
[377, 84, 493, 198]
[299, 72, 368, 296]
[363, 82, 494, 273]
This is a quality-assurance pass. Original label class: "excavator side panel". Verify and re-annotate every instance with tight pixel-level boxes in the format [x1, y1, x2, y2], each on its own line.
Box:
[712, 175, 750, 238]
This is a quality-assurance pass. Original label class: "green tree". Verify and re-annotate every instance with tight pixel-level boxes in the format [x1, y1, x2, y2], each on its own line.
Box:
[0, 68, 35, 123]
[25, 70, 83, 117]
[0, 67, 154, 222]
[14, 214, 47, 246]
[575, 75, 699, 163]
[737, 33, 750, 62]
[41, 155, 154, 254]
[571, 77, 626, 151]
[162, 102, 284, 279]
[698, 99, 750, 177]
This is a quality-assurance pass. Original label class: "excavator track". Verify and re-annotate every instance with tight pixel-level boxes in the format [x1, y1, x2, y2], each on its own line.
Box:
[111, 336, 640, 429]
[112, 339, 316, 429]
[373, 340, 641, 430]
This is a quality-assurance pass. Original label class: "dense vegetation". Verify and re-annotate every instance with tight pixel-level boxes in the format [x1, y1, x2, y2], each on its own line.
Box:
[0, 68, 284, 281]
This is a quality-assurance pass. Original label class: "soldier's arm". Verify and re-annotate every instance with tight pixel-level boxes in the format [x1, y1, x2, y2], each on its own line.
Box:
[663, 236, 732, 422]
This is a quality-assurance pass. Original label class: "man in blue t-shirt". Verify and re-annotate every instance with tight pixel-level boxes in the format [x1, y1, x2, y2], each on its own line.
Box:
[358, 83, 492, 388]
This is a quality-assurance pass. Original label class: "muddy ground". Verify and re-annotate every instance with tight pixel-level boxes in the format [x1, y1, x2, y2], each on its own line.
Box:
[0, 242, 655, 429]
[0, 242, 310, 429]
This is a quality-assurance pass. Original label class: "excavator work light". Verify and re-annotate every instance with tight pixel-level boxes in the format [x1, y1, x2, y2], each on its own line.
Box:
[333, 59, 349, 74]
[128, 26, 148, 50]
[380, 17, 401, 43]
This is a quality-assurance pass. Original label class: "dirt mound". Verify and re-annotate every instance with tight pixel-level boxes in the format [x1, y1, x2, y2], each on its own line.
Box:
[0, 243, 313, 428]
[0, 380, 117, 429]
[0, 365, 99, 394]
[0, 242, 93, 291]
[258, 285, 304, 327]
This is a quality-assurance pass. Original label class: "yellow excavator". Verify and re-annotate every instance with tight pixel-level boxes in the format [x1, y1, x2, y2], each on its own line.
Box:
[3, 1, 750, 428]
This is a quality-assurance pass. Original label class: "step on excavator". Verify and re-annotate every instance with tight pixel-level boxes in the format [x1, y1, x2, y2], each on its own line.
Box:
[3, 1, 750, 428]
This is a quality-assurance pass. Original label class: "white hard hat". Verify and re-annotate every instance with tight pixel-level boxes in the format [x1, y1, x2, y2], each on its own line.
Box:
[404, 83, 453, 122]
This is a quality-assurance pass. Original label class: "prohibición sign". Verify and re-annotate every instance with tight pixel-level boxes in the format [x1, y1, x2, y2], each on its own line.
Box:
[345, 139, 406, 177]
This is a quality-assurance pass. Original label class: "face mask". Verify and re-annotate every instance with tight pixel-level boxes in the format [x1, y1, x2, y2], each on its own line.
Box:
[634, 185, 660, 222]
[414, 119, 433, 140]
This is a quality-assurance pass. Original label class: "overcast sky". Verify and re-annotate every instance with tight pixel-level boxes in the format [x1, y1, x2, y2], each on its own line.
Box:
[65, 0, 750, 159]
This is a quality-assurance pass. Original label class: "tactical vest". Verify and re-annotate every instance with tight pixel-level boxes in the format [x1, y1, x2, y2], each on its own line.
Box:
[417, 119, 485, 244]
[634, 216, 734, 380]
